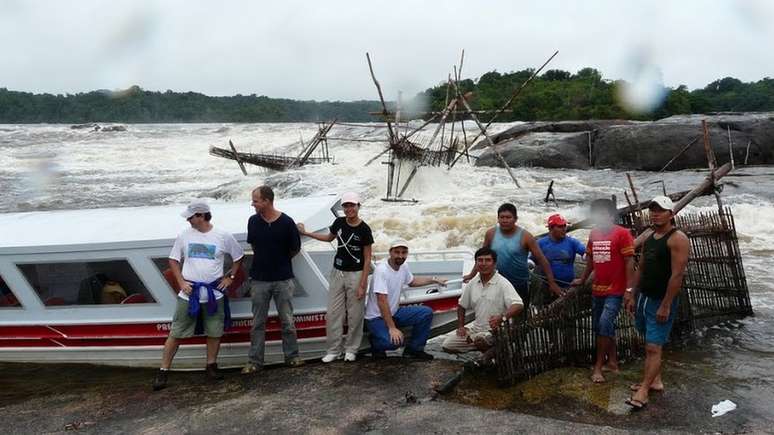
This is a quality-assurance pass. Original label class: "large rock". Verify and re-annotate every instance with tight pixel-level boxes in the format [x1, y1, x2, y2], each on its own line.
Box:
[474, 113, 774, 171]
[475, 131, 592, 169]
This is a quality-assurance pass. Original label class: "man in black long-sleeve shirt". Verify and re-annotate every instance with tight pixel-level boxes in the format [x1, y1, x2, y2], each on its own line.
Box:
[242, 185, 304, 374]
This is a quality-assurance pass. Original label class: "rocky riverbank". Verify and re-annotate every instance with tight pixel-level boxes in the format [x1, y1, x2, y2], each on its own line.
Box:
[0, 355, 767, 434]
[474, 112, 774, 171]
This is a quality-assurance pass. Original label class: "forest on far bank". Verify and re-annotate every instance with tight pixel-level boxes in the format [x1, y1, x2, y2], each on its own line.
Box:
[1, 69, 772, 123]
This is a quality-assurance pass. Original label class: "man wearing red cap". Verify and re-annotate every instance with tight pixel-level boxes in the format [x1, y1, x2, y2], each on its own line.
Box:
[532, 214, 586, 307]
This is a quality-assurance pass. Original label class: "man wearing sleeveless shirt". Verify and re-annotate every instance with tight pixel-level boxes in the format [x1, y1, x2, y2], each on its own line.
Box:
[573, 199, 636, 384]
[464, 203, 563, 309]
[624, 196, 689, 410]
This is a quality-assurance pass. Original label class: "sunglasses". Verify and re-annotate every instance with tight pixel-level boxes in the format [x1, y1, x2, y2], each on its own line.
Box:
[187, 213, 203, 221]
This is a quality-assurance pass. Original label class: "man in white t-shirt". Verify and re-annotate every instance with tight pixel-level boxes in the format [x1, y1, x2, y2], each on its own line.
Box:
[364, 239, 446, 360]
[153, 201, 244, 391]
[441, 247, 523, 361]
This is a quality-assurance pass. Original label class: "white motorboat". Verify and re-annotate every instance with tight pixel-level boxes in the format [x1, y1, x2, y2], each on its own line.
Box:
[0, 194, 471, 369]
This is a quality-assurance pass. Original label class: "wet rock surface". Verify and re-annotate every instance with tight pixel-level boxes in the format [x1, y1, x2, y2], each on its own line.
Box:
[474, 113, 774, 170]
[1, 353, 767, 434]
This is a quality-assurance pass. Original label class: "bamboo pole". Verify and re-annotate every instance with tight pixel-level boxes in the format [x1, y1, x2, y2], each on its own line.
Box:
[228, 140, 247, 176]
[366, 52, 396, 143]
[469, 50, 559, 145]
[659, 137, 699, 173]
[634, 162, 733, 247]
[450, 73, 521, 188]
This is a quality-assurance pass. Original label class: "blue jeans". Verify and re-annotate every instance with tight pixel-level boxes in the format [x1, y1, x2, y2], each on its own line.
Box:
[592, 295, 622, 338]
[635, 293, 679, 346]
[366, 306, 433, 352]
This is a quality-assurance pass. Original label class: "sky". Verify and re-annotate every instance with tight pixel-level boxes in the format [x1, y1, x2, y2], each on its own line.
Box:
[1, 0, 773, 101]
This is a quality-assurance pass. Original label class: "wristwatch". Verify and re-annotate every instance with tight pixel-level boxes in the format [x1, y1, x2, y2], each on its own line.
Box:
[625, 287, 634, 293]
[229, 274, 236, 280]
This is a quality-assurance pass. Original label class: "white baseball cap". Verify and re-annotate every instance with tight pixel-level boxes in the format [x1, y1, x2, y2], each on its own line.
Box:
[649, 195, 674, 212]
[181, 201, 211, 219]
[389, 239, 409, 250]
[341, 192, 361, 205]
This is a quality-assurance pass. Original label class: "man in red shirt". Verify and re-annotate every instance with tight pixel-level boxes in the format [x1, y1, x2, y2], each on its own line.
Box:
[573, 198, 635, 383]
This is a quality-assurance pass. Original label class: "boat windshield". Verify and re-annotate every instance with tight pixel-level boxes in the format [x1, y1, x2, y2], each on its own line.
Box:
[0, 274, 22, 308]
[16, 260, 157, 306]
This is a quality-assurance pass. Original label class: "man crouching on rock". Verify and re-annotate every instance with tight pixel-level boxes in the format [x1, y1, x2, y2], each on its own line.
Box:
[364, 239, 446, 360]
[441, 247, 523, 364]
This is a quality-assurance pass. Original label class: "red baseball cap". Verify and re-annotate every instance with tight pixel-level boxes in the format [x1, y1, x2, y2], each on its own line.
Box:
[547, 214, 568, 227]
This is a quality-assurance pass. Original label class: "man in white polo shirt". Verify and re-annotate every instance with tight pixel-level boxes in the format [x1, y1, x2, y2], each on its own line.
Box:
[442, 246, 523, 360]
[364, 239, 447, 360]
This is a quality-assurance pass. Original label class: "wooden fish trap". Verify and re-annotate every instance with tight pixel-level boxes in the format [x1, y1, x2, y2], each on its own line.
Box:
[494, 206, 752, 386]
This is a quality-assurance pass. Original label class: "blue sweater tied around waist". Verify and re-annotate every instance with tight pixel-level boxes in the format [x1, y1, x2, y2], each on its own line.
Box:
[187, 280, 232, 335]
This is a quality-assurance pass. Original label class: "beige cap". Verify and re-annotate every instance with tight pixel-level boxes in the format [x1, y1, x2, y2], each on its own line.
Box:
[649, 195, 674, 212]
[389, 239, 409, 250]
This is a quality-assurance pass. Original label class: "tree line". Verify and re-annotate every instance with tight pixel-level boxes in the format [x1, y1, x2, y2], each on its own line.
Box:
[417, 69, 774, 121]
[1, 71, 773, 123]
[0, 86, 383, 123]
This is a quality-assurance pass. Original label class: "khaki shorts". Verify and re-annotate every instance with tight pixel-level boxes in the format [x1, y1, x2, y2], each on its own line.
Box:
[170, 297, 225, 338]
[441, 328, 494, 353]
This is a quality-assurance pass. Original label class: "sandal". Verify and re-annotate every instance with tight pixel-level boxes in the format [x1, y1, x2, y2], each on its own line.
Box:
[625, 397, 648, 411]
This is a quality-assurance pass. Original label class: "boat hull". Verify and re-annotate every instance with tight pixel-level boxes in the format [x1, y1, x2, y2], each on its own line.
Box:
[0, 298, 460, 369]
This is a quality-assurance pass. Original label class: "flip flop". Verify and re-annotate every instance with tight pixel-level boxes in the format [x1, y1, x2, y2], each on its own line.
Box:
[629, 383, 664, 393]
[591, 373, 606, 384]
[625, 397, 648, 411]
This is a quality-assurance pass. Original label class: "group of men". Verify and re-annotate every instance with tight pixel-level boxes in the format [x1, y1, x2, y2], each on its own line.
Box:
[152, 187, 690, 411]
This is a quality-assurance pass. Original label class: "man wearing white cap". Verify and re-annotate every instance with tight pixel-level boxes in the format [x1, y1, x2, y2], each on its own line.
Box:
[625, 195, 689, 410]
[364, 239, 446, 360]
[298, 192, 374, 363]
[153, 201, 244, 390]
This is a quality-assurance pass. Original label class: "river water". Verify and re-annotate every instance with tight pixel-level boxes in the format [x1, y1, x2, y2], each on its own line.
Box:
[1, 122, 773, 425]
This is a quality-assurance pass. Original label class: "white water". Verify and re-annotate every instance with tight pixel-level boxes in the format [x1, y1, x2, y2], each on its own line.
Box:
[1, 123, 772, 301]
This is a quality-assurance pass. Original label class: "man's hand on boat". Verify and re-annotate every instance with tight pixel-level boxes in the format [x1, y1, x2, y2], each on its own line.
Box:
[456, 326, 468, 338]
[179, 280, 193, 295]
[389, 327, 404, 346]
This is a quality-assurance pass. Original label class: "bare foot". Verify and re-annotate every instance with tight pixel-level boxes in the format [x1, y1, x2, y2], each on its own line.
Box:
[629, 382, 664, 392]
[591, 371, 606, 383]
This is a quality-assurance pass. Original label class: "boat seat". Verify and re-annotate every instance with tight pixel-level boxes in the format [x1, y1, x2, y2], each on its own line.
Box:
[121, 293, 147, 304]
[44, 297, 66, 306]
[0, 293, 20, 307]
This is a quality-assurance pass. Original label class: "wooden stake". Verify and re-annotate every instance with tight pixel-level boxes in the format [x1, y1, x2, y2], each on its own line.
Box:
[701, 120, 717, 172]
[744, 140, 752, 165]
[727, 126, 735, 170]
[229, 139, 247, 176]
